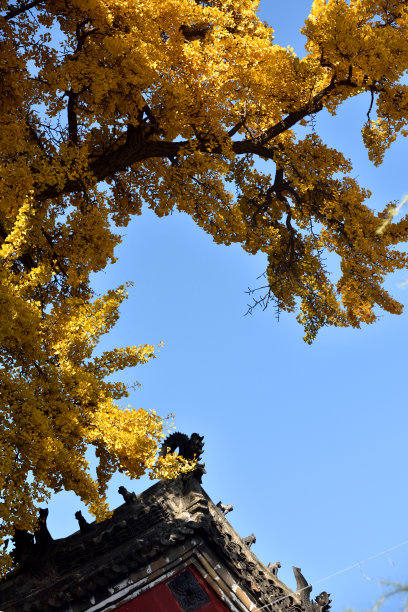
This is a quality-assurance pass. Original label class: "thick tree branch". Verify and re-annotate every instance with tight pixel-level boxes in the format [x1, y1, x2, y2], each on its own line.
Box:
[67, 90, 79, 145]
[37, 135, 278, 201]
[254, 71, 362, 146]
[35, 75, 365, 202]
[3, 0, 43, 21]
[228, 103, 248, 138]
[75, 20, 98, 53]
[256, 82, 336, 145]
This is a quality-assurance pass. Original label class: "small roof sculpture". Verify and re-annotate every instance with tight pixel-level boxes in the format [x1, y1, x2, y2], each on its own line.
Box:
[0, 432, 331, 612]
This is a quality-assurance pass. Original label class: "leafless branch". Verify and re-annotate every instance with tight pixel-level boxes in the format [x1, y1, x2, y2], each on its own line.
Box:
[367, 87, 376, 121]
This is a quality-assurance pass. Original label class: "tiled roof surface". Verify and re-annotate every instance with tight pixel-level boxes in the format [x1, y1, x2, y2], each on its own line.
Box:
[0, 474, 325, 612]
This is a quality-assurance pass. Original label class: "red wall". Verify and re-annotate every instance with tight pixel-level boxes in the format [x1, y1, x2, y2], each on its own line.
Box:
[115, 566, 230, 612]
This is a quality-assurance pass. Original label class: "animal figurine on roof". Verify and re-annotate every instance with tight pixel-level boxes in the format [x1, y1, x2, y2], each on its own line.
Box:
[118, 486, 137, 504]
[75, 510, 93, 534]
[315, 592, 331, 612]
[11, 529, 34, 569]
[243, 534, 256, 548]
[267, 561, 281, 576]
[216, 501, 233, 515]
[34, 508, 53, 551]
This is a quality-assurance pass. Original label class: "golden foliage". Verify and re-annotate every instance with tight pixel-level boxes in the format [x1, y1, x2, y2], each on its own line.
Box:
[1, 0, 408, 572]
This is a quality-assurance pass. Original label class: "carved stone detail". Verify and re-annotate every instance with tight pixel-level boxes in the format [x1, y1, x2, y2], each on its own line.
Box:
[268, 561, 281, 576]
[315, 591, 332, 611]
[75, 511, 92, 534]
[243, 533, 256, 548]
[160, 432, 205, 462]
[293, 567, 331, 611]
[3, 472, 330, 612]
[216, 501, 233, 515]
[11, 508, 54, 573]
[118, 486, 137, 504]
[34, 508, 53, 551]
[167, 569, 210, 611]
[11, 529, 34, 568]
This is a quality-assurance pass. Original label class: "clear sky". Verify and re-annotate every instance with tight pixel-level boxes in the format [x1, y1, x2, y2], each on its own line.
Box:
[46, 2, 408, 611]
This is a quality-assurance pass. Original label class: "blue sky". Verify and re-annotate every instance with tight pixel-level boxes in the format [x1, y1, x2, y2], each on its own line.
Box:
[46, 2, 408, 611]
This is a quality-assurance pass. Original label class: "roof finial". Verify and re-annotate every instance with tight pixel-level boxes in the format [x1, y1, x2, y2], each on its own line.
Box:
[292, 567, 332, 611]
[160, 432, 205, 462]
[160, 432, 206, 484]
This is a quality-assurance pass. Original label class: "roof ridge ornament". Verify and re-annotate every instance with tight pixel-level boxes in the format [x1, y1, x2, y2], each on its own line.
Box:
[11, 508, 53, 572]
[10, 528, 34, 570]
[160, 432, 206, 487]
[292, 566, 332, 611]
[160, 432, 205, 462]
[34, 508, 53, 551]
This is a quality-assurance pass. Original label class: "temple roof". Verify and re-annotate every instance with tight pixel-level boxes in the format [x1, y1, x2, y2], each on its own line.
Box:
[0, 435, 331, 612]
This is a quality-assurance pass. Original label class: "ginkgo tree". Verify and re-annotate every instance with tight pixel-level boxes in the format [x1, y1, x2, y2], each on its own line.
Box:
[1, 0, 408, 573]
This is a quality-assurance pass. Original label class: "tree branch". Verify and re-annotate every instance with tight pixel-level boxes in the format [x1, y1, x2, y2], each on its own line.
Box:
[367, 87, 376, 121]
[256, 82, 336, 145]
[41, 229, 68, 277]
[34, 75, 364, 202]
[26, 120, 52, 158]
[0, 221, 36, 270]
[3, 0, 43, 21]
[67, 89, 79, 145]
[228, 102, 248, 138]
[75, 19, 98, 53]
[36, 136, 279, 201]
